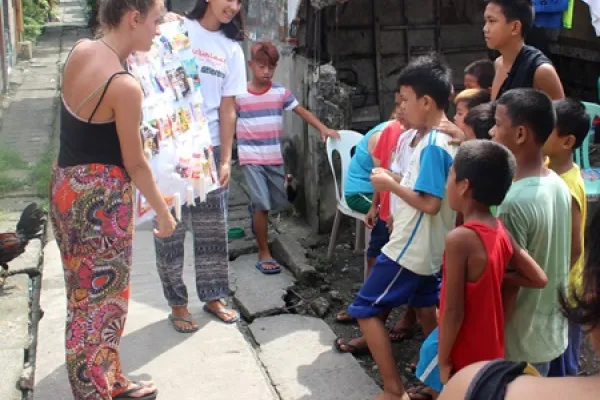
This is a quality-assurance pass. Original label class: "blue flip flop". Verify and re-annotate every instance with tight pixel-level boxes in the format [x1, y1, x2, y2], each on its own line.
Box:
[256, 260, 281, 275]
[202, 303, 240, 324]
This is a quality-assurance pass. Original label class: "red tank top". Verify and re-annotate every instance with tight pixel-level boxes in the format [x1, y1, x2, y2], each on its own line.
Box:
[439, 219, 513, 372]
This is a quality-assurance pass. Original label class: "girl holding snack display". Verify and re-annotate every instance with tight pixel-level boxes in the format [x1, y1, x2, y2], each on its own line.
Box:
[49, 0, 176, 399]
[158, 0, 246, 331]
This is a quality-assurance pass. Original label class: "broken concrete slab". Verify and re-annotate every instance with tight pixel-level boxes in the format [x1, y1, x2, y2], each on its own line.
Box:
[0, 275, 30, 351]
[230, 254, 295, 321]
[0, 349, 24, 400]
[250, 315, 381, 400]
[271, 233, 318, 283]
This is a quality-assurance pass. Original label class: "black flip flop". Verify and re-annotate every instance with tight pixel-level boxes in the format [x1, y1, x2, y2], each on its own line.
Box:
[168, 314, 199, 333]
[113, 384, 158, 399]
[333, 337, 371, 356]
[388, 326, 416, 343]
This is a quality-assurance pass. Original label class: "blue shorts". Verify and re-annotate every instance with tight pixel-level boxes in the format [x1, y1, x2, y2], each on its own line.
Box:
[367, 218, 390, 258]
[348, 254, 441, 319]
[416, 328, 443, 393]
[243, 164, 288, 212]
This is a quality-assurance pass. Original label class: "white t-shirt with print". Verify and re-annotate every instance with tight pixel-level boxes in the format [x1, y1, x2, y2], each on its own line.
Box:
[184, 18, 247, 146]
[389, 129, 417, 215]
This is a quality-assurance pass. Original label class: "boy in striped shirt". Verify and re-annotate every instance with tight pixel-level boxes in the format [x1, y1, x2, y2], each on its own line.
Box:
[236, 41, 339, 274]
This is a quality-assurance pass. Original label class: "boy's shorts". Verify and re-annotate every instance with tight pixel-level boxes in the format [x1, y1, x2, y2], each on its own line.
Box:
[366, 217, 390, 258]
[243, 164, 288, 212]
[416, 328, 443, 393]
[348, 254, 440, 319]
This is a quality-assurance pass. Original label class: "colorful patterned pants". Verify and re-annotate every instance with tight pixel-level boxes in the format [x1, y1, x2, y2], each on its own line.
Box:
[50, 164, 133, 400]
[153, 146, 230, 305]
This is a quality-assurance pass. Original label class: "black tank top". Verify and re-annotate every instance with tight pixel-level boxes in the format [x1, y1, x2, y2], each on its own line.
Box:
[497, 45, 552, 99]
[57, 71, 131, 168]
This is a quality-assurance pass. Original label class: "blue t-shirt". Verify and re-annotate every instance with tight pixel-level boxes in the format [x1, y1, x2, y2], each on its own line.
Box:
[344, 121, 390, 196]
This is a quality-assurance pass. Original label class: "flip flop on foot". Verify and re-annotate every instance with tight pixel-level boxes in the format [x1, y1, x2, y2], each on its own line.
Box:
[334, 337, 370, 355]
[407, 386, 435, 400]
[256, 260, 281, 275]
[335, 310, 356, 323]
[113, 383, 158, 399]
[203, 303, 240, 324]
[168, 314, 199, 333]
[389, 325, 416, 342]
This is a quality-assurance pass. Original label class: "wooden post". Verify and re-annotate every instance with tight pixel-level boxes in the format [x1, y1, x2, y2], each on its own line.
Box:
[372, 0, 385, 121]
[14, 0, 23, 38]
[0, 0, 8, 94]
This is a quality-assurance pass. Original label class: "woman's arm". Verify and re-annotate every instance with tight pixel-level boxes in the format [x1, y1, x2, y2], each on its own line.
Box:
[112, 76, 175, 236]
[218, 96, 237, 187]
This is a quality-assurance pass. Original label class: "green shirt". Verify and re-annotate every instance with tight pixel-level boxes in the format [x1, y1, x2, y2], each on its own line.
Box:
[498, 171, 571, 363]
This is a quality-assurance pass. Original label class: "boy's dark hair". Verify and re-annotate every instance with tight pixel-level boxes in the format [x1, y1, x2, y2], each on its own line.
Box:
[553, 98, 590, 150]
[454, 140, 516, 206]
[396, 53, 453, 110]
[465, 103, 496, 140]
[465, 89, 492, 109]
[486, 0, 534, 37]
[464, 59, 495, 89]
[250, 41, 280, 66]
[496, 88, 555, 144]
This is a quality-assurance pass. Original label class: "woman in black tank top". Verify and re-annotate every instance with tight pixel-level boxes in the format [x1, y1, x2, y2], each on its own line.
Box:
[49, 1, 176, 399]
[439, 208, 600, 399]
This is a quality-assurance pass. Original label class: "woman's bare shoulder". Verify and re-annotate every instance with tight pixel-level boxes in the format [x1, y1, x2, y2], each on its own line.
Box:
[440, 361, 600, 400]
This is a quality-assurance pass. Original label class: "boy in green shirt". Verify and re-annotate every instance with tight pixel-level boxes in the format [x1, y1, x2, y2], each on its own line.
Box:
[491, 88, 571, 376]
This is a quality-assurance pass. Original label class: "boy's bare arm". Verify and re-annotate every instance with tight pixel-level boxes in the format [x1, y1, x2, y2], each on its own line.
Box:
[379, 177, 442, 215]
[292, 106, 339, 141]
[570, 199, 582, 270]
[438, 228, 470, 383]
[504, 233, 548, 289]
[533, 64, 565, 100]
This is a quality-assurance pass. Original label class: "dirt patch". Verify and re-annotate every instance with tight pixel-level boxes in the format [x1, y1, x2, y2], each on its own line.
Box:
[289, 221, 600, 388]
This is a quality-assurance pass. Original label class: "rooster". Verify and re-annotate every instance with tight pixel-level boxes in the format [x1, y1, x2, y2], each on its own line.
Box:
[284, 174, 300, 219]
[0, 203, 47, 283]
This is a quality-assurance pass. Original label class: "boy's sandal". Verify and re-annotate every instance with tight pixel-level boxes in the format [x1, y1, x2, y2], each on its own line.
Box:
[333, 337, 371, 355]
[203, 303, 240, 324]
[113, 384, 158, 399]
[388, 326, 416, 342]
[335, 310, 356, 323]
[407, 386, 434, 400]
[255, 260, 281, 275]
[168, 313, 199, 333]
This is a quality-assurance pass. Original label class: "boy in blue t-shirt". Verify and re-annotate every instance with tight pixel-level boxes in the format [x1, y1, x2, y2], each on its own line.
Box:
[340, 54, 456, 400]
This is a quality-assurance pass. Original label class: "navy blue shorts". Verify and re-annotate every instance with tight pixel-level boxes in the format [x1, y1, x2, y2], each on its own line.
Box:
[367, 218, 390, 258]
[348, 254, 441, 319]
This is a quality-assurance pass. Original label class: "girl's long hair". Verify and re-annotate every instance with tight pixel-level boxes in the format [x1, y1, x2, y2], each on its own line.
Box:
[560, 207, 600, 331]
[185, 0, 245, 41]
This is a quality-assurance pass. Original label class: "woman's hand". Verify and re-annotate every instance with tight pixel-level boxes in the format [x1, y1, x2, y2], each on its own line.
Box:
[163, 12, 184, 23]
[435, 120, 465, 145]
[154, 210, 177, 238]
[219, 163, 231, 188]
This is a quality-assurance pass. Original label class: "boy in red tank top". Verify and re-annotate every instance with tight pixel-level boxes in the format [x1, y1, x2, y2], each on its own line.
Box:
[412, 140, 548, 399]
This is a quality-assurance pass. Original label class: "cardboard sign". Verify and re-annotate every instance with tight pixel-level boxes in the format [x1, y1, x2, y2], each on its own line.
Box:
[128, 21, 219, 225]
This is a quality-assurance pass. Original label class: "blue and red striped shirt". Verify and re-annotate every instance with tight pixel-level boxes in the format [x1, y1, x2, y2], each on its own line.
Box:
[235, 83, 299, 165]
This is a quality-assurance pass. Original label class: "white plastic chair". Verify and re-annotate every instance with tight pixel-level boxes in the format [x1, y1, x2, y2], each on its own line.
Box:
[325, 130, 372, 280]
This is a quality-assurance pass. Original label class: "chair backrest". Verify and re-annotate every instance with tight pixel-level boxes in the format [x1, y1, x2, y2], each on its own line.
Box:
[326, 130, 364, 203]
[575, 101, 600, 169]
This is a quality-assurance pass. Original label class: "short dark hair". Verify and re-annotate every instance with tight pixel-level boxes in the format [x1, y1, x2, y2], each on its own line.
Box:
[454, 140, 516, 206]
[496, 88, 555, 144]
[396, 53, 453, 110]
[465, 103, 496, 140]
[464, 59, 495, 89]
[553, 98, 591, 149]
[250, 41, 280, 66]
[465, 89, 492, 109]
[98, 0, 156, 29]
[486, 0, 534, 37]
